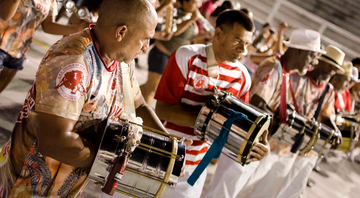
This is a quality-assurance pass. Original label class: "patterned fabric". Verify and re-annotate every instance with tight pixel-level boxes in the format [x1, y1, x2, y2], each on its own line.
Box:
[250, 57, 335, 121]
[250, 57, 335, 157]
[0, 0, 55, 58]
[0, 26, 141, 198]
[154, 44, 251, 169]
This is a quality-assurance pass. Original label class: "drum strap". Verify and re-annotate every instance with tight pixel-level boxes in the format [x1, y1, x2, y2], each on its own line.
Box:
[278, 55, 299, 124]
[121, 62, 136, 116]
[187, 109, 248, 186]
[314, 83, 330, 120]
[205, 44, 219, 78]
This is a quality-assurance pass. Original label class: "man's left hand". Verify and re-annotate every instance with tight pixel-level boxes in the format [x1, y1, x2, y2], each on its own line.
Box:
[246, 130, 270, 163]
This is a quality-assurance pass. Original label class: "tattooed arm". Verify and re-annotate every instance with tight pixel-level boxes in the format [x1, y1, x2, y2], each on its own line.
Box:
[0, 0, 21, 21]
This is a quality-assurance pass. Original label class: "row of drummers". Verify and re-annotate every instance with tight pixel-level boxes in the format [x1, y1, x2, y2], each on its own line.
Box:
[89, 36, 359, 197]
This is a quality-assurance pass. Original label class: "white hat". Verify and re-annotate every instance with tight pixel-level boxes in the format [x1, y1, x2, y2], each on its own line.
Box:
[351, 67, 360, 83]
[283, 29, 326, 54]
[340, 61, 353, 77]
[318, 45, 345, 74]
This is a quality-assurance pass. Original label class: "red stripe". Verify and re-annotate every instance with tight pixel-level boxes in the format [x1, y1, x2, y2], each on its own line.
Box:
[218, 74, 243, 84]
[186, 146, 208, 155]
[165, 122, 195, 136]
[189, 64, 208, 76]
[185, 159, 202, 165]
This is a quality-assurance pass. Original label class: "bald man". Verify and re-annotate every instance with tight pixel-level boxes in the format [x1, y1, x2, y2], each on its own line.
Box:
[0, 0, 169, 197]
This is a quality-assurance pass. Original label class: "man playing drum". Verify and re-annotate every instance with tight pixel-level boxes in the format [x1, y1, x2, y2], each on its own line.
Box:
[0, 0, 177, 197]
[240, 42, 344, 197]
[154, 10, 270, 198]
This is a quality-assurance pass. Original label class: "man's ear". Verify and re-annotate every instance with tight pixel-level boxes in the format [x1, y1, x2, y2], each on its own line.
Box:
[115, 25, 128, 42]
[214, 27, 222, 40]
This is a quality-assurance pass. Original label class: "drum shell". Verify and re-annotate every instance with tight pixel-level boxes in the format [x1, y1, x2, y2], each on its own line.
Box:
[88, 120, 186, 198]
[271, 109, 319, 154]
[194, 93, 271, 164]
[337, 124, 358, 152]
[313, 124, 337, 155]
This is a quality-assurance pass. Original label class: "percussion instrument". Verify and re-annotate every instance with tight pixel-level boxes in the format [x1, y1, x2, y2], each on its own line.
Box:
[58, 0, 95, 23]
[194, 92, 272, 165]
[271, 108, 320, 155]
[337, 123, 358, 153]
[87, 119, 186, 198]
[312, 123, 339, 156]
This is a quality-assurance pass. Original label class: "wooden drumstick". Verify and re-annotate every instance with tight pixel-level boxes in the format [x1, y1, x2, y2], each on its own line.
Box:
[101, 152, 129, 195]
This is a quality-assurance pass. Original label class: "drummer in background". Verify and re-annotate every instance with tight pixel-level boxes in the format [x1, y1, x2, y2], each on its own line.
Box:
[275, 46, 346, 195]
[154, 10, 270, 198]
[238, 30, 329, 198]
[0, 0, 177, 197]
[330, 61, 356, 114]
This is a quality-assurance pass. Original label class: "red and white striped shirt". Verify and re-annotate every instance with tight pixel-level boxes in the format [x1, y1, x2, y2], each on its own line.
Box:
[155, 44, 251, 169]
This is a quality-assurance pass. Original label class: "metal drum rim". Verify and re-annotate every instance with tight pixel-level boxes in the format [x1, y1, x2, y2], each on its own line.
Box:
[237, 114, 271, 165]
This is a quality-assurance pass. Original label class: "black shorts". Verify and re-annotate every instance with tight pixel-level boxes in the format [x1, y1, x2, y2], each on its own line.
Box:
[148, 46, 169, 75]
[0, 49, 25, 71]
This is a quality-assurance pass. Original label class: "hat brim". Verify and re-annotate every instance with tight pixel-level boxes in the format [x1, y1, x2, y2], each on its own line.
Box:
[283, 41, 327, 54]
[318, 56, 345, 75]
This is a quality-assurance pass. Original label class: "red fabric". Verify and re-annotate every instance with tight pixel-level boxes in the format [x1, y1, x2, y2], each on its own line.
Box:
[334, 89, 352, 112]
[154, 50, 186, 104]
[278, 56, 299, 123]
[200, 0, 219, 16]
[155, 46, 250, 166]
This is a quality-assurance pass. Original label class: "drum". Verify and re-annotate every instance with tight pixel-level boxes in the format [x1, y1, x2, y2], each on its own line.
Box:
[312, 123, 339, 156]
[88, 119, 186, 198]
[337, 124, 358, 152]
[194, 92, 272, 165]
[271, 109, 320, 155]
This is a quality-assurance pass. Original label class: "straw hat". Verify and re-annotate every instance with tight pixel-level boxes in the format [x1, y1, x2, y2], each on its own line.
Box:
[283, 29, 326, 54]
[340, 61, 353, 77]
[318, 45, 345, 74]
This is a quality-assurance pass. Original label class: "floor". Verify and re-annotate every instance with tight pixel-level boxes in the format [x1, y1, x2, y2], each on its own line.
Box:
[1, 26, 360, 198]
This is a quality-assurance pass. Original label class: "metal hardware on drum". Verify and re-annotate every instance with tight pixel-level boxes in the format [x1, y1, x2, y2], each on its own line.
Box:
[88, 119, 186, 198]
[312, 123, 338, 156]
[272, 108, 320, 156]
[194, 91, 272, 165]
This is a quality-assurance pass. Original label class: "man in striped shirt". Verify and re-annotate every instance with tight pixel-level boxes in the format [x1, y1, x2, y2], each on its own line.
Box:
[154, 10, 270, 198]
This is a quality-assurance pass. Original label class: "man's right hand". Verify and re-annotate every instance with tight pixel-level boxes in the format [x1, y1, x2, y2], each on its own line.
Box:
[179, 139, 193, 178]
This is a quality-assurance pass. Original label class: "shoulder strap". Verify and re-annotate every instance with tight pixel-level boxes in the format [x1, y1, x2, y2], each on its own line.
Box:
[314, 83, 330, 120]
[121, 62, 136, 117]
[205, 44, 219, 78]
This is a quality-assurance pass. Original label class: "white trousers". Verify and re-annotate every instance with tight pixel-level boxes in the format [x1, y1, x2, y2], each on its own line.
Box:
[278, 156, 317, 198]
[202, 154, 260, 198]
[100, 168, 207, 198]
[237, 152, 298, 198]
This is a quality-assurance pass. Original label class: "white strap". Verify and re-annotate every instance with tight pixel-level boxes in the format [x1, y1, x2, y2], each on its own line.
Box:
[121, 62, 136, 117]
[205, 44, 219, 78]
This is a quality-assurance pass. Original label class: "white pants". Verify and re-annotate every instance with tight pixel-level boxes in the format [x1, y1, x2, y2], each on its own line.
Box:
[100, 168, 207, 198]
[278, 156, 317, 198]
[170, 168, 207, 198]
[237, 152, 298, 198]
[202, 154, 260, 198]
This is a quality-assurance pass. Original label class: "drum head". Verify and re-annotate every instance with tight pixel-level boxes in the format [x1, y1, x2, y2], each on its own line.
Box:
[238, 114, 271, 164]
